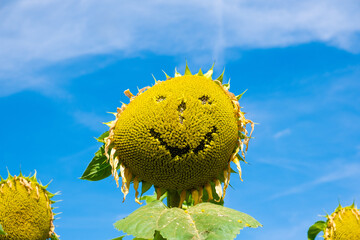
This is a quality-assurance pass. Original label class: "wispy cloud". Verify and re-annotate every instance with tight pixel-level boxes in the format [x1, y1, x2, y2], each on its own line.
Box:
[255, 157, 313, 172]
[249, 221, 311, 240]
[274, 128, 291, 139]
[73, 111, 106, 131]
[0, 0, 359, 96]
[270, 162, 360, 200]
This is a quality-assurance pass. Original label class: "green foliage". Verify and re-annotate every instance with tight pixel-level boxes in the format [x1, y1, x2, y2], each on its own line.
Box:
[111, 236, 126, 240]
[50, 233, 60, 240]
[307, 221, 326, 240]
[81, 131, 113, 181]
[153, 231, 166, 240]
[0, 223, 6, 235]
[114, 200, 261, 240]
[141, 181, 153, 196]
[80, 144, 112, 181]
[95, 131, 109, 143]
[236, 89, 247, 101]
[140, 192, 167, 204]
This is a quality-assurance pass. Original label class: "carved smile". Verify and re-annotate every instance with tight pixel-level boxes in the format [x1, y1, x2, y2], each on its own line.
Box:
[149, 126, 217, 158]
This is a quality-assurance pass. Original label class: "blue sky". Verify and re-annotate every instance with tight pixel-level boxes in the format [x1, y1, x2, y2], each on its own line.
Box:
[1, 0, 360, 239]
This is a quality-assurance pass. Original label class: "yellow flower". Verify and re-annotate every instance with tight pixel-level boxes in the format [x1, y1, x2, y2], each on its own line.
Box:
[0, 171, 58, 240]
[104, 64, 253, 206]
[324, 204, 360, 240]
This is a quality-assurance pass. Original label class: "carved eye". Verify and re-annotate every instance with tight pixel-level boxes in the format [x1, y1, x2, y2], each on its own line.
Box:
[156, 95, 166, 102]
[199, 95, 212, 105]
[177, 101, 186, 113]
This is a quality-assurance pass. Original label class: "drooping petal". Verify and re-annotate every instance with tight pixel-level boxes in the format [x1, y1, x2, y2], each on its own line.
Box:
[113, 156, 120, 187]
[204, 183, 213, 201]
[232, 156, 243, 181]
[119, 163, 129, 202]
[198, 187, 203, 203]
[124, 89, 134, 99]
[133, 177, 142, 205]
[222, 164, 231, 199]
[125, 168, 132, 194]
[192, 189, 199, 205]
[178, 190, 187, 208]
[214, 179, 223, 202]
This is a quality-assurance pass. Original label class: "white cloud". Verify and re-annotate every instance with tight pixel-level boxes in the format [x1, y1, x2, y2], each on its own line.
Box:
[269, 162, 360, 200]
[273, 128, 291, 139]
[0, 0, 359, 96]
[73, 111, 106, 131]
[248, 221, 310, 240]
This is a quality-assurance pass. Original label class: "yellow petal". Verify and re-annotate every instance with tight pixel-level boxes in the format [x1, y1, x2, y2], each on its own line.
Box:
[125, 168, 132, 192]
[124, 89, 134, 99]
[214, 179, 223, 202]
[198, 187, 203, 203]
[222, 164, 231, 199]
[178, 190, 187, 208]
[119, 163, 128, 201]
[133, 177, 142, 205]
[192, 189, 199, 205]
[204, 183, 213, 201]
[232, 157, 243, 181]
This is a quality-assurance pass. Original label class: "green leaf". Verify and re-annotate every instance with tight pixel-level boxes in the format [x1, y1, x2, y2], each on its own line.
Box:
[140, 192, 167, 204]
[114, 201, 167, 239]
[307, 221, 326, 240]
[114, 201, 261, 240]
[95, 131, 109, 143]
[111, 236, 126, 240]
[0, 223, 6, 235]
[139, 194, 158, 204]
[50, 233, 60, 240]
[153, 231, 166, 240]
[80, 145, 112, 181]
[186, 203, 261, 240]
[141, 181, 153, 196]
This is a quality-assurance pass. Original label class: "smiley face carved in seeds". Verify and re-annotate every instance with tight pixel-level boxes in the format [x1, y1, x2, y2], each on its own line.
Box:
[104, 64, 254, 205]
[114, 74, 239, 190]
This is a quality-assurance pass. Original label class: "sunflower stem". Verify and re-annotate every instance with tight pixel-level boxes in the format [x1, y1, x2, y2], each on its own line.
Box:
[167, 190, 180, 208]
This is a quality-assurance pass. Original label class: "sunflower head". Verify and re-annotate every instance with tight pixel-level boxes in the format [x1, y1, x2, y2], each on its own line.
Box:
[0, 171, 58, 240]
[324, 204, 360, 240]
[104, 63, 254, 206]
